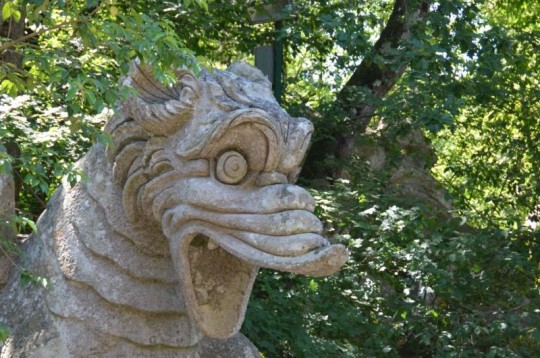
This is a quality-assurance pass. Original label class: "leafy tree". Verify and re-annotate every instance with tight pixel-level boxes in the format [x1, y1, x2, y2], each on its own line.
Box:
[242, 0, 540, 356]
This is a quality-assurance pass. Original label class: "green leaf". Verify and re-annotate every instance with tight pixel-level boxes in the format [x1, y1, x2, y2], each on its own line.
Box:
[309, 279, 319, 292]
[84, 89, 97, 107]
[20, 270, 32, 286]
[85, 0, 99, 9]
[13, 9, 20, 22]
[1, 79, 17, 96]
[20, 217, 38, 235]
[110, 6, 119, 17]
[39, 181, 48, 194]
[1, 1, 20, 21]
[2, 2, 13, 20]
[20, 269, 50, 289]
[0, 325, 9, 343]
[66, 84, 78, 101]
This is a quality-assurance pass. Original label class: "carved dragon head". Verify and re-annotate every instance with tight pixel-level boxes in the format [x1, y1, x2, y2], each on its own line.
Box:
[104, 61, 348, 339]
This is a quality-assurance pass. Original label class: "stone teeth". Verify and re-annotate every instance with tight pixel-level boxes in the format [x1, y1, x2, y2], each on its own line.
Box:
[207, 240, 219, 250]
[194, 288, 209, 304]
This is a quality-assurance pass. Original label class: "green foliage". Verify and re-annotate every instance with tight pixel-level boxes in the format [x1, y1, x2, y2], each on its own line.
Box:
[245, 172, 540, 357]
[244, 2, 540, 354]
[4, 1, 198, 107]
[2, 1, 22, 22]
[0, 325, 8, 344]
[20, 269, 49, 288]
[0, 94, 100, 216]
[429, 6, 540, 230]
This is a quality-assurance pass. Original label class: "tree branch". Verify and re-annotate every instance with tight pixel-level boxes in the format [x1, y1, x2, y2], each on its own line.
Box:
[0, 4, 102, 54]
[334, 0, 430, 161]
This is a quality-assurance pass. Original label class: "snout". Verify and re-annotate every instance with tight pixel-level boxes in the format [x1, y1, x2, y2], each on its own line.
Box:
[161, 177, 348, 276]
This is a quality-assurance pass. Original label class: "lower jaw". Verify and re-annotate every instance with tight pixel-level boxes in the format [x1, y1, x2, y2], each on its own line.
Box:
[170, 228, 258, 339]
[168, 223, 348, 338]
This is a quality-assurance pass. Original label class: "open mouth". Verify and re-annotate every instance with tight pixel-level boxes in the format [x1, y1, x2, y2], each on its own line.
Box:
[169, 225, 259, 340]
[162, 183, 349, 338]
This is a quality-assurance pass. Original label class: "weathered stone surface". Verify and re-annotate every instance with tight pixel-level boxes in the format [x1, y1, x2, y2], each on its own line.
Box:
[389, 129, 452, 212]
[0, 61, 348, 357]
[199, 333, 260, 358]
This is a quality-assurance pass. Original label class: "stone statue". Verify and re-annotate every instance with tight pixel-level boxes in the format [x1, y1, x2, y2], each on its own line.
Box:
[0, 62, 348, 357]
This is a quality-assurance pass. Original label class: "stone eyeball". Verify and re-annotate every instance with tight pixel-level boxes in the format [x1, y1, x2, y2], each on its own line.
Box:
[216, 151, 248, 184]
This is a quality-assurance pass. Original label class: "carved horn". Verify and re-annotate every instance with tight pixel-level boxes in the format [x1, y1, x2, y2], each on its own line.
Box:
[123, 61, 200, 136]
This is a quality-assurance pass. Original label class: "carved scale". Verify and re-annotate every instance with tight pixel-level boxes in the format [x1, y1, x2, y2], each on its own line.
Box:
[0, 62, 348, 357]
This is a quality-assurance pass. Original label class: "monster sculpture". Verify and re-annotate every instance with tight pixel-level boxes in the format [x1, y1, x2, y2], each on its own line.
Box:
[0, 62, 348, 357]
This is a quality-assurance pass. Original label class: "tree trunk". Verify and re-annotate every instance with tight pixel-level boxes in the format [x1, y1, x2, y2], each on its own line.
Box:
[334, 0, 430, 162]
[0, 0, 25, 69]
[334, 1, 455, 216]
[0, 2, 26, 287]
[1, 1, 26, 208]
[303, 1, 454, 216]
[0, 145, 16, 288]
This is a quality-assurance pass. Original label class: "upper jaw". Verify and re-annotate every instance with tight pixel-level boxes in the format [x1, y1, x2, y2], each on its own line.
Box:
[166, 214, 348, 277]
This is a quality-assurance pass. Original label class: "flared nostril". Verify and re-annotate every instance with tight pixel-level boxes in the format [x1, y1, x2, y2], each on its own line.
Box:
[255, 171, 288, 186]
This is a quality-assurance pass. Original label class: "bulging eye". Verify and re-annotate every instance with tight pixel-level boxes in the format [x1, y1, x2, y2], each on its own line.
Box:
[216, 151, 248, 184]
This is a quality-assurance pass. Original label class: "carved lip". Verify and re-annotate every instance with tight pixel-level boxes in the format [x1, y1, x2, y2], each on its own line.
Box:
[171, 221, 349, 276]
[161, 179, 349, 275]
[209, 228, 349, 277]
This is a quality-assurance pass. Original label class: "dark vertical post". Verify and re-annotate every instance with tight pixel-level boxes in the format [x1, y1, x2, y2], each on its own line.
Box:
[273, 20, 284, 103]
[248, 1, 295, 103]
